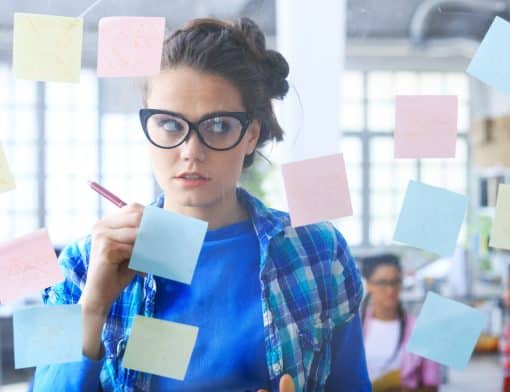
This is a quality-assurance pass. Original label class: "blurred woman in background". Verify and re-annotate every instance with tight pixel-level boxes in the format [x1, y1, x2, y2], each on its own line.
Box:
[361, 253, 440, 392]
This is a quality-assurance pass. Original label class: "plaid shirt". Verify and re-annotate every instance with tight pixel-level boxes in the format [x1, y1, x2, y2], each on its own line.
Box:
[42, 188, 363, 391]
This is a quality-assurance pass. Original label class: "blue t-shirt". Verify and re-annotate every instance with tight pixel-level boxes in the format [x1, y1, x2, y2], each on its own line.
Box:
[32, 218, 370, 391]
[150, 219, 270, 391]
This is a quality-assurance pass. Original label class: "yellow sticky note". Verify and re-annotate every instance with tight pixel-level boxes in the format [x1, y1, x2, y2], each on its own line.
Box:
[123, 316, 198, 380]
[0, 144, 15, 193]
[13, 13, 83, 83]
[490, 184, 510, 249]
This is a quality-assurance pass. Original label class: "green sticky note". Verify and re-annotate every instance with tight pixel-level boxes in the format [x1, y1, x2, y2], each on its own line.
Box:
[123, 316, 199, 380]
[490, 184, 510, 249]
[13, 13, 83, 82]
[0, 144, 15, 193]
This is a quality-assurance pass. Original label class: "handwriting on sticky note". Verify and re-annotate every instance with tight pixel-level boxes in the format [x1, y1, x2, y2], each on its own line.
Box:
[129, 206, 207, 284]
[467, 16, 510, 96]
[97, 17, 165, 77]
[123, 315, 198, 380]
[0, 143, 15, 193]
[282, 153, 353, 227]
[394, 95, 458, 159]
[407, 292, 486, 369]
[13, 13, 83, 82]
[489, 184, 510, 249]
[13, 304, 82, 368]
[0, 229, 63, 303]
[393, 180, 467, 257]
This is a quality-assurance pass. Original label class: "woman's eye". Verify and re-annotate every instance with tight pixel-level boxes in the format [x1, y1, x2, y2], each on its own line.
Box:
[159, 119, 183, 132]
[208, 118, 231, 133]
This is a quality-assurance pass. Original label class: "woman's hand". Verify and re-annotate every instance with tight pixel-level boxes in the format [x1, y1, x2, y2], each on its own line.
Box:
[79, 203, 144, 359]
[80, 203, 145, 315]
[257, 374, 295, 392]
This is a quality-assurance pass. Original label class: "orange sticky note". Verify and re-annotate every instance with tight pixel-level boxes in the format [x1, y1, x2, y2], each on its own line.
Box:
[282, 154, 353, 227]
[97, 17, 166, 77]
[0, 229, 63, 303]
[394, 95, 458, 159]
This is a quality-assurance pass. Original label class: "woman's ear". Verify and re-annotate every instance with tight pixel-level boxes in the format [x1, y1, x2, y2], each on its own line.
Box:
[246, 119, 261, 155]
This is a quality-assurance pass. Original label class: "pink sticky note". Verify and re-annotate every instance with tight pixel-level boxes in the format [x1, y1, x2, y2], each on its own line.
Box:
[394, 95, 458, 158]
[282, 154, 353, 227]
[97, 16, 166, 77]
[0, 229, 63, 303]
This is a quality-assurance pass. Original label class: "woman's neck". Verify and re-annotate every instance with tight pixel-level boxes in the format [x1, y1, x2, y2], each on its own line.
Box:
[373, 306, 399, 321]
[163, 190, 248, 229]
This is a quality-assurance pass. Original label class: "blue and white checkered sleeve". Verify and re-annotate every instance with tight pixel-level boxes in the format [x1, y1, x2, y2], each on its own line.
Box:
[42, 236, 91, 306]
[329, 227, 364, 327]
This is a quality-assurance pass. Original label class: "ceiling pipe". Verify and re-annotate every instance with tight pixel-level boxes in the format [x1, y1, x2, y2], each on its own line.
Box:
[410, 0, 508, 45]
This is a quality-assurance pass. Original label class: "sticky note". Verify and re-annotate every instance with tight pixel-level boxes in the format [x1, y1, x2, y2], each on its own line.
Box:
[467, 16, 510, 96]
[0, 143, 15, 193]
[489, 184, 510, 249]
[97, 17, 165, 77]
[129, 206, 207, 284]
[393, 181, 468, 256]
[407, 292, 486, 369]
[123, 315, 198, 380]
[282, 154, 353, 227]
[13, 304, 82, 368]
[13, 13, 83, 83]
[0, 229, 63, 303]
[394, 95, 458, 158]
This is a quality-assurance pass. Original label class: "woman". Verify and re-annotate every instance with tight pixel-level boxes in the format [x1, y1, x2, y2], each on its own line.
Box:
[33, 17, 370, 391]
[361, 253, 440, 392]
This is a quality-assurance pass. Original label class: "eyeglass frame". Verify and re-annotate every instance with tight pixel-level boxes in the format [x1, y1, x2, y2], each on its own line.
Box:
[139, 108, 253, 151]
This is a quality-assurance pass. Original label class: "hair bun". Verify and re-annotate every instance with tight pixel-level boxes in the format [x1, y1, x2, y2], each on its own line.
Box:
[237, 17, 289, 100]
[263, 50, 289, 100]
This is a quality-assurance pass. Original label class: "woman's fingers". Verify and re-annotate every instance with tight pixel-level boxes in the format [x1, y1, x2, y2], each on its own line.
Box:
[103, 209, 144, 229]
[257, 374, 295, 392]
[279, 374, 295, 392]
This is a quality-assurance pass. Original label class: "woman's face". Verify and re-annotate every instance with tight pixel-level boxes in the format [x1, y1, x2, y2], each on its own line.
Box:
[144, 65, 260, 211]
[366, 265, 402, 310]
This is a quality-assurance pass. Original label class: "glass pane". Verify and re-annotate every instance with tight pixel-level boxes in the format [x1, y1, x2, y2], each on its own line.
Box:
[14, 109, 37, 143]
[341, 102, 363, 131]
[419, 72, 443, 94]
[420, 139, 468, 194]
[368, 72, 393, 101]
[342, 136, 362, 164]
[394, 72, 419, 95]
[367, 102, 394, 131]
[458, 103, 469, 132]
[445, 73, 469, 102]
[334, 216, 362, 246]
[370, 217, 395, 245]
[342, 71, 363, 101]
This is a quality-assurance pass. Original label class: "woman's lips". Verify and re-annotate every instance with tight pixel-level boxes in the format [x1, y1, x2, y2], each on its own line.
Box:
[174, 177, 210, 188]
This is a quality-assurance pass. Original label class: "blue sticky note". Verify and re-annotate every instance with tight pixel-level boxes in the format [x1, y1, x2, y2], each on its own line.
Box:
[129, 206, 208, 284]
[467, 16, 510, 96]
[393, 180, 467, 257]
[407, 292, 486, 369]
[13, 304, 82, 369]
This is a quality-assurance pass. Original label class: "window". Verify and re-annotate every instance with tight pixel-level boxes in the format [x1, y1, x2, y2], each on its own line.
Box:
[339, 70, 470, 247]
[0, 65, 39, 240]
[0, 67, 156, 246]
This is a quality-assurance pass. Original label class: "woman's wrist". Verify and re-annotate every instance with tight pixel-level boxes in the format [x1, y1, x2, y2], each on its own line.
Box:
[81, 306, 107, 360]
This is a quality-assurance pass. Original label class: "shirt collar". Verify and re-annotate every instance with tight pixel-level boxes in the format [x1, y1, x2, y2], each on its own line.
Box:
[150, 187, 289, 241]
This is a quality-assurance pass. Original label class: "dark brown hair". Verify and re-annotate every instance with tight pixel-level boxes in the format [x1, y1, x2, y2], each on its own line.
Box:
[144, 17, 289, 168]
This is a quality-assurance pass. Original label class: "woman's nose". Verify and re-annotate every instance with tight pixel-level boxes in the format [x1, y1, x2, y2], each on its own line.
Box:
[179, 129, 206, 161]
